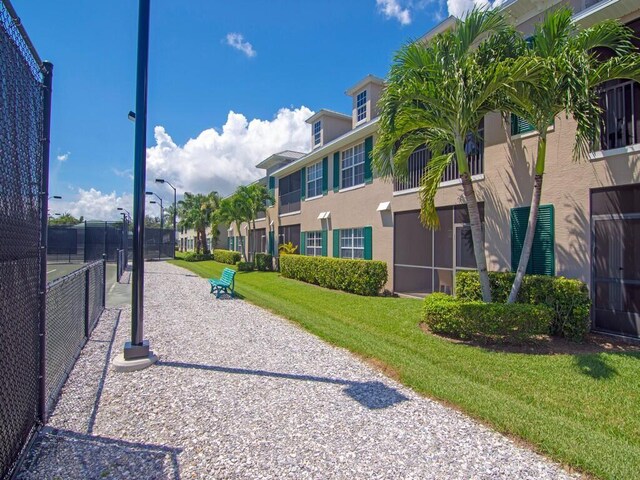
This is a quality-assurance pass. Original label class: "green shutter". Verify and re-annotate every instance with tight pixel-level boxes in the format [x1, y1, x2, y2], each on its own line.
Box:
[364, 136, 373, 184]
[363, 226, 372, 260]
[333, 229, 340, 257]
[321, 229, 327, 256]
[230, 236, 235, 251]
[268, 231, 275, 255]
[333, 152, 340, 192]
[511, 113, 535, 136]
[322, 157, 328, 195]
[227, 237, 232, 250]
[511, 204, 555, 276]
[300, 168, 306, 201]
[299, 231, 306, 255]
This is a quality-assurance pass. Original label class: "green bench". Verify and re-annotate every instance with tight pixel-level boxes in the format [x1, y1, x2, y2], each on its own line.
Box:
[209, 268, 236, 298]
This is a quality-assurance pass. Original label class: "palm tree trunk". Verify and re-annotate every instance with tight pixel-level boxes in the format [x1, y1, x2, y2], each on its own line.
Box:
[508, 134, 547, 303]
[455, 138, 492, 303]
[201, 228, 210, 254]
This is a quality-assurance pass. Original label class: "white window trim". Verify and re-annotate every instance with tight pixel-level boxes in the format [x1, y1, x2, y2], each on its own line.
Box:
[589, 142, 640, 160]
[306, 161, 323, 199]
[278, 210, 301, 218]
[306, 231, 323, 257]
[313, 120, 322, 147]
[341, 143, 365, 190]
[356, 89, 367, 125]
[340, 228, 365, 260]
[339, 184, 366, 194]
[304, 194, 323, 202]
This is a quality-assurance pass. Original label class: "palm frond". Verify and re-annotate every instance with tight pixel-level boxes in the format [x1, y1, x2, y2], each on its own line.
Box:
[419, 152, 454, 229]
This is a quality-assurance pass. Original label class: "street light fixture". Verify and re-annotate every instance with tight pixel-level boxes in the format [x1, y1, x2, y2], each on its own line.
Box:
[117, 207, 131, 219]
[155, 178, 177, 259]
[113, 0, 156, 371]
[49, 195, 62, 200]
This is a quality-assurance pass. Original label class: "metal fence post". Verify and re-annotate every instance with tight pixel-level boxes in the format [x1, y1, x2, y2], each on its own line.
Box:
[102, 253, 107, 307]
[84, 267, 90, 338]
[38, 61, 54, 424]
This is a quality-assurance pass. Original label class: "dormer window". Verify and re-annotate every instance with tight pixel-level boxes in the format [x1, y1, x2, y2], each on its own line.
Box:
[356, 90, 367, 123]
[313, 120, 321, 147]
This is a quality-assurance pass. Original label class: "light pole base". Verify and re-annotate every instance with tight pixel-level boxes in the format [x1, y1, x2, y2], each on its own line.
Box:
[113, 351, 157, 372]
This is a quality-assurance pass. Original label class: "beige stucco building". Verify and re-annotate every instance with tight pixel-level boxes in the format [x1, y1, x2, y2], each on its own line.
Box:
[227, 0, 640, 339]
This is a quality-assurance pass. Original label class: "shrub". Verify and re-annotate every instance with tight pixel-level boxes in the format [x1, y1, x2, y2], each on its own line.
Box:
[423, 293, 553, 343]
[456, 271, 591, 341]
[213, 249, 241, 265]
[278, 242, 298, 255]
[183, 252, 213, 262]
[280, 255, 387, 296]
[255, 253, 273, 271]
[237, 261, 254, 272]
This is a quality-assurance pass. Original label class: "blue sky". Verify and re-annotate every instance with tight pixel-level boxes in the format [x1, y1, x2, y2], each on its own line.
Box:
[12, 0, 478, 219]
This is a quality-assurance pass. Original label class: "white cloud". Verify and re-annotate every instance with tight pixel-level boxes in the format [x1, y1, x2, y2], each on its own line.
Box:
[146, 106, 313, 197]
[446, 0, 503, 18]
[57, 152, 70, 162]
[225, 33, 256, 58]
[377, 0, 412, 25]
[113, 167, 134, 180]
[54, 188, 133, 221]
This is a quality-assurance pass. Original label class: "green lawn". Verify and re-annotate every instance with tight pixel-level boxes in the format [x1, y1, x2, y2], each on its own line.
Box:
[170, 256, 640, 480]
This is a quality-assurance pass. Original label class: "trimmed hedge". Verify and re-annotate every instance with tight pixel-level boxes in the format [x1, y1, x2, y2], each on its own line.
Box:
[279, 254, 387, 296]
[183, 252, 212, 262]
[213, 249, 241, 265]
[237, 261, 254, 272]
[423, 293, 553, 343]
[456, 271, 591, 341]
[255, 253, 273, 271]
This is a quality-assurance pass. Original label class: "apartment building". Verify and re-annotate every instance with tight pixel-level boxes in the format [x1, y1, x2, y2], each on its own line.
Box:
[229, 0, 640, 339]
[179, 225, 227, 253]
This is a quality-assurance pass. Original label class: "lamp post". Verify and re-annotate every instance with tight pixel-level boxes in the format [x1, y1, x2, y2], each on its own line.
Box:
[155, 178, 176, 258]
[114, 0, 156, 370]
[145, 191, 163, 231]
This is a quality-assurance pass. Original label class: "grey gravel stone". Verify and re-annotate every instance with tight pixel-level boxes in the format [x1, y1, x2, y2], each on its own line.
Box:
[17, 261, 580, 479]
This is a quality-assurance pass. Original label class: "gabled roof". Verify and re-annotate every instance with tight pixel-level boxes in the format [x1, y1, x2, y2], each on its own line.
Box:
[345, 74, 385, 96]
[305, 109, 351, 125]
[255, 150, 305, 170]
[271, 117, 379, 178]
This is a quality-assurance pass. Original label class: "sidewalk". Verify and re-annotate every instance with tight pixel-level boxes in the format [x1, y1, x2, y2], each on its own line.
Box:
[17, 261, 578, 479]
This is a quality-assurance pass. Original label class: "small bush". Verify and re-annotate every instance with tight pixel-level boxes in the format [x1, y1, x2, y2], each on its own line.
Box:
[456, 271, 591, 341]
[423, 293, 553, 343]
[213, 249, 241, 265]
[255, 253, 273, 271]
[278, 242, 298, 255]
[237, 261, 254, 272]
[280, 255, 387, 296]
[183, 252, 213, 262]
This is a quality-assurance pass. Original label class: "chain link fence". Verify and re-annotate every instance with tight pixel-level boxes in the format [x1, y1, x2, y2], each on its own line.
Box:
[0, 0, 47, 477]
[48, 221, 129, 264]
[44, 260, 105, 415]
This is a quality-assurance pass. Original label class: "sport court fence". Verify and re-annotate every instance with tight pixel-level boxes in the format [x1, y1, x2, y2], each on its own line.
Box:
[48, 223, 174, 264]
[0, 0, 49, 477]
[44, 260, 106, 415]
[0, 2, 109, 478]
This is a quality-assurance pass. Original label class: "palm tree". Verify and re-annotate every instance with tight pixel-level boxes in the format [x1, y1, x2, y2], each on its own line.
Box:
[219, 193, 252, 261]
[505, 8, 640, 303]
[178, 192, 220, 254]
[373, 7, 540, 302]
[245, 183, 275, 258]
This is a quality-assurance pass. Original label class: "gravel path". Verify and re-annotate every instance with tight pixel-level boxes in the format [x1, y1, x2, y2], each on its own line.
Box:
[17, 261, 578, 479]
